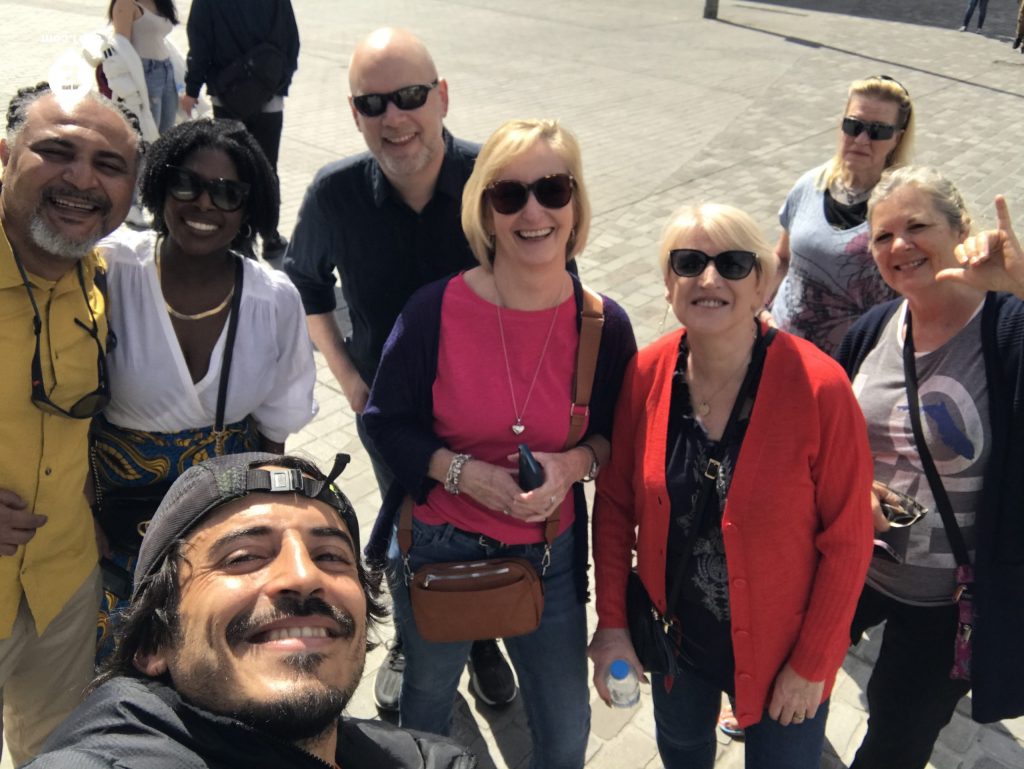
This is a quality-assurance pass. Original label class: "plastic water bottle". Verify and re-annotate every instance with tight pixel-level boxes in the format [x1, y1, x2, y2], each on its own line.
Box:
[607, 659, 640, 707]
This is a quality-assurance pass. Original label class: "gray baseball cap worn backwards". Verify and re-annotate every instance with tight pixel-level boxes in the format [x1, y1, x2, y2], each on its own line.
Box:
[133, 452, 357, 601]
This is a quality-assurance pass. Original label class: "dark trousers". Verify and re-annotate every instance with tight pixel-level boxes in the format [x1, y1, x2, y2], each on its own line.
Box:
[848, 586, 971, 769]
[212, 105, 283, 170]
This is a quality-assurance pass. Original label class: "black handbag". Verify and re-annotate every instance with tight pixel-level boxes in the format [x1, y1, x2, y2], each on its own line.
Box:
[213, 42, 287, 120]
[626, 326, 775, 675]
[212, 1, 288, 120]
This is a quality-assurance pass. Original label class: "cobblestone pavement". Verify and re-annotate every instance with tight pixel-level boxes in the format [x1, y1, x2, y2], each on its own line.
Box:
[3, 1, 1024, 767]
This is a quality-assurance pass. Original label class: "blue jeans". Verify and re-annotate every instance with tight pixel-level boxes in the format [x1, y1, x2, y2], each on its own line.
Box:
[652, 666, 829, 769]
[388, 519, 589, 769]
[142, 57, 177, 134]
[962, 0, 988, 28]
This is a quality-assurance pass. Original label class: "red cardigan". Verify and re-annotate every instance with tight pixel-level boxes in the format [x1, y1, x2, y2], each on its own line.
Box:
[593, 327, 873, 728]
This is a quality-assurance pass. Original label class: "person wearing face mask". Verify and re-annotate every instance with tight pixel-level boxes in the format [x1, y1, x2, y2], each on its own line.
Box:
[91, 119, 316, 655]
[769, 75, 915, 356]
[589, 203, 872, 769]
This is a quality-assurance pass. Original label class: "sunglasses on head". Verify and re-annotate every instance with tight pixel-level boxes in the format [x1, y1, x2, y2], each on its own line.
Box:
[842, 116, 899, 141]
[14, 257, 110, 419]
[166, 165, 250, 212]
[485, 174, 575, 215]
[668, 249, 758, 281]
[352, 81, 438, 117]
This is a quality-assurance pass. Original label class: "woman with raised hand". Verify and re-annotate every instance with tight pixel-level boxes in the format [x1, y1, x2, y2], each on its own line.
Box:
[837, 166, 1024, 768]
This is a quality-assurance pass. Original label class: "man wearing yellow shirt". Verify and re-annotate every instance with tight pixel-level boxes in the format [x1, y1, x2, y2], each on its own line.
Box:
[0, 82, 140, 764]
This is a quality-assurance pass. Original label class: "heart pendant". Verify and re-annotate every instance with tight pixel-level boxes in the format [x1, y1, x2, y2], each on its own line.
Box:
[511, 423, 525, 435]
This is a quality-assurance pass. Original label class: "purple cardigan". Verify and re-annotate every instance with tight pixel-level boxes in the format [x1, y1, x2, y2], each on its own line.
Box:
[362, 273, 637, 599]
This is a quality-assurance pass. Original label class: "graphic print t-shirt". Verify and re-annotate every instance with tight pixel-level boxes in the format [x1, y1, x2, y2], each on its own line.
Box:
[852, 302, 988, 606]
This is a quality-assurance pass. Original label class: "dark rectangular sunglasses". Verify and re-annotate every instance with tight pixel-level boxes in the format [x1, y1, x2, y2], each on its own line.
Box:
[485, 173, 575, 215]
[166, 165, 250, 212]
[668, 249, 758, 280]
[841, 116, 898, 141]
[352, 81, 438, 117]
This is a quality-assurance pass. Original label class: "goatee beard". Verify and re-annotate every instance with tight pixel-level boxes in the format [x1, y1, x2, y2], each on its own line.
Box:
[29, 212, 101, 261]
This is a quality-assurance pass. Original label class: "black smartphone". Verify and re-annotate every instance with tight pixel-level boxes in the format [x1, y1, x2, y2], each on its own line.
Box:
[518, 444, 545, 491]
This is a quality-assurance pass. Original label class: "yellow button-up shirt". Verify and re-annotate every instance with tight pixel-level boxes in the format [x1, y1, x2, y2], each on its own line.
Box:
[0, 220, 106, 637]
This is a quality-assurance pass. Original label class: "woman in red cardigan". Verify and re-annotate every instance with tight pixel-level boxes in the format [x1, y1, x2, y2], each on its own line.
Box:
[588, 203, 874, 769]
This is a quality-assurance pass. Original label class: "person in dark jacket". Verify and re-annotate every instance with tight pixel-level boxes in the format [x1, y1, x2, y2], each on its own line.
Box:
[180, 0, 299, 259]
[23, 453, 476, 769]
[835, 166, 1024, 768]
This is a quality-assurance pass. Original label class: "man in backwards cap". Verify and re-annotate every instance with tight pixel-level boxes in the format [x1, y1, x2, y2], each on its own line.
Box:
[24, 453, 475, 769]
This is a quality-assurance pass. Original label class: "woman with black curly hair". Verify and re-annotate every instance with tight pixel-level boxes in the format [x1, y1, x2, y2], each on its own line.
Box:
[91, 118, 317, 655]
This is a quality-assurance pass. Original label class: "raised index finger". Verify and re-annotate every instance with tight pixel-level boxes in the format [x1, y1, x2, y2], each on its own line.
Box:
[994, 195, 1020, 250]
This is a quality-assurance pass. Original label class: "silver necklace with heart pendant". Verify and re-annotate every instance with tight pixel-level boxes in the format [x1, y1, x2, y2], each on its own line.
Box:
[496, 298, 562, 435]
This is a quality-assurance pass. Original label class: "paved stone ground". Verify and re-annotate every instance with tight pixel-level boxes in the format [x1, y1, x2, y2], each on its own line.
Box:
[3, 1, 1024, 767]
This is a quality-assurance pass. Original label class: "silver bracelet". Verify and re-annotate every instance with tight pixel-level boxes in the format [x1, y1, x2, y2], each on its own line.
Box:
[444, 453, 473, 495]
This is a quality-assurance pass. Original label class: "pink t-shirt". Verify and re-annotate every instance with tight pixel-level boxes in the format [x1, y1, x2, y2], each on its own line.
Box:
[414, 274, 584, 544]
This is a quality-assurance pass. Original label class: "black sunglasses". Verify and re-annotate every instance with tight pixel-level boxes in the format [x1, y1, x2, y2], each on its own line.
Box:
[352, 81, 438, 117]
[668, 249, 758, 281]
[841, 116, 899, 141]
[166, 165, 251, 212]
[485, 174, 575, 215]
[14, 256, 110, 419]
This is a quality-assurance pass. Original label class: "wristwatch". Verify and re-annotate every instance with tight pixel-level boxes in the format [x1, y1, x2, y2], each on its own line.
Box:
[579, 443, 600, 482]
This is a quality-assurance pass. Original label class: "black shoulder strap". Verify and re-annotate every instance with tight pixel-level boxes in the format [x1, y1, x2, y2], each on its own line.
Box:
[214, 256, 244, 435]
[902, 311, 971, 567]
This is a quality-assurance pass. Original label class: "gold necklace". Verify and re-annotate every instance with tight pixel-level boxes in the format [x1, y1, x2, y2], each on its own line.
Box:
[686, 353, 750, 418]
[156, 248, 235, 321]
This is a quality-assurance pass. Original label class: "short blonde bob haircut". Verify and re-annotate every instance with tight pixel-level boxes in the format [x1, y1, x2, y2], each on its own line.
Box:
[462, 119, 591, 268]
[658, 203, 778, 291]
[820, 75, 915, 190]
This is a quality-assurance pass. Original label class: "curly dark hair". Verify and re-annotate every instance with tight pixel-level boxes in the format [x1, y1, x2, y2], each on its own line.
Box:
[91, 454, 388, 693]
[139, 118, 280, 252]
[107, 0, 178, 25]
[5, 81, 143, 153]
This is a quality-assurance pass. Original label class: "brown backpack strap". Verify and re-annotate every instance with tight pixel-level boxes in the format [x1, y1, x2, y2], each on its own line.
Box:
[398, 496, 415, 556]
[564, 286, 604, 451]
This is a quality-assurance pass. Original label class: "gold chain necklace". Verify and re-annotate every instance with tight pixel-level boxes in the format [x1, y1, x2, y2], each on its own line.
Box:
[686, 353, 750, 418]
[156, 248, 235, 321]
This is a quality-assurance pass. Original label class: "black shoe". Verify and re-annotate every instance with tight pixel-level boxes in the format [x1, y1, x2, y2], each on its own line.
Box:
[374, 639, 404, 712]
[262, 233, 288, 262]
[468, 639, 517, 707]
